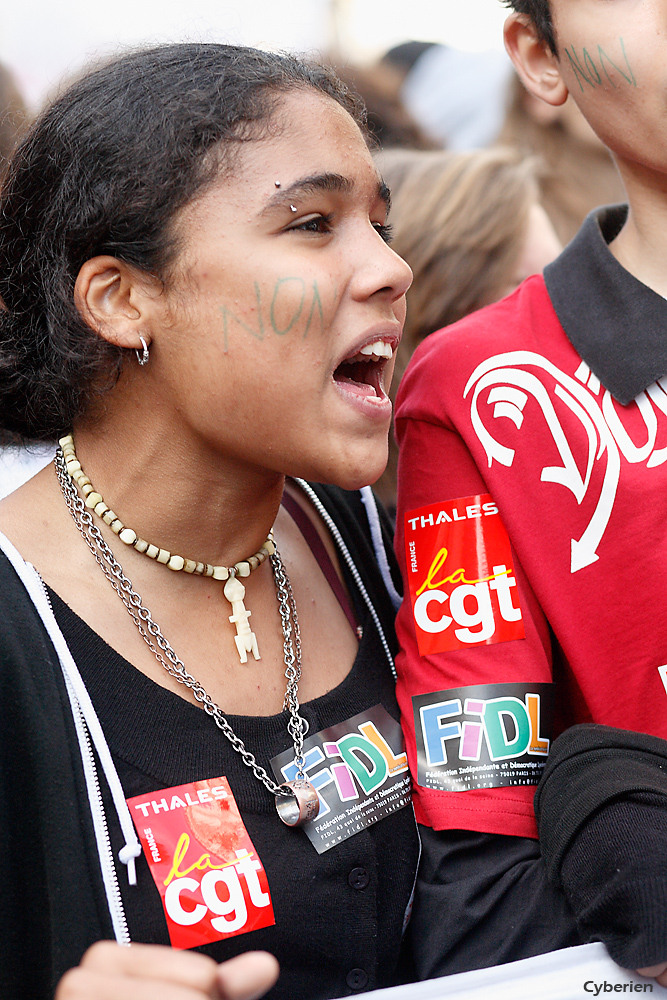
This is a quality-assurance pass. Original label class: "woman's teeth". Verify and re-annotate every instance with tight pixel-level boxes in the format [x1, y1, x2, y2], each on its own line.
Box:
[358, 340, 393, 359]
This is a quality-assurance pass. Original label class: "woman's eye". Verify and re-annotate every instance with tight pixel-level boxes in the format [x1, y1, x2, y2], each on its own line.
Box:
[291, 213, 334, 234]
[374, 222, 394, 244]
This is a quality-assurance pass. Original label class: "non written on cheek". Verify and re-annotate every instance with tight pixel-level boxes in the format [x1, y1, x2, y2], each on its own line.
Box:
[562, 36, 637, 93]
[218, 277, 325, 349]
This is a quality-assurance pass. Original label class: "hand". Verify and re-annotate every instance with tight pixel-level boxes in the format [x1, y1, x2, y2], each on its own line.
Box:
[637, 963, 667, 987]
[55, 941, 279, 1000]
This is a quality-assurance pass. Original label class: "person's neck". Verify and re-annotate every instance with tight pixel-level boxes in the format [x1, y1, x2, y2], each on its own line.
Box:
[72, 413, 285, 570]
[608, 161, 667, 297]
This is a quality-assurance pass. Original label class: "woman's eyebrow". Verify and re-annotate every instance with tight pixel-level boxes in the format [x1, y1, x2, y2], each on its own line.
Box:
[261, 173, 390, 213]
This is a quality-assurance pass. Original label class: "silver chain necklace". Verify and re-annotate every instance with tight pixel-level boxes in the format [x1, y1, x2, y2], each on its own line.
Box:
[55, 448, 320, 827]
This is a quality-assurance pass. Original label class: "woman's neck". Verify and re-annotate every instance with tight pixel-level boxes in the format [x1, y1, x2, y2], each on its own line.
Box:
[70, 415, 286, 569]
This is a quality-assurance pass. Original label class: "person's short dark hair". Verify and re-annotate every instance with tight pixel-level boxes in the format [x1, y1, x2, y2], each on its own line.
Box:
[502, 0, 556, 54]
[0, 43, 365, 442]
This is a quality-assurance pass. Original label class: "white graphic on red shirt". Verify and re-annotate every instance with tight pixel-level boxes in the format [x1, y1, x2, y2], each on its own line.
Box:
[464, 352, 667, 573]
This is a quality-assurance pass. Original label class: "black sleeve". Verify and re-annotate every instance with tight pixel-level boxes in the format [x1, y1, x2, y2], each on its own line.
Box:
[535, 723, 667, 970]
[410, 824, 581, 979]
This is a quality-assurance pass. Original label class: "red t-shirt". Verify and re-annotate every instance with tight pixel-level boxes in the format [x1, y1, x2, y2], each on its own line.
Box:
[395, 273, 667, 838]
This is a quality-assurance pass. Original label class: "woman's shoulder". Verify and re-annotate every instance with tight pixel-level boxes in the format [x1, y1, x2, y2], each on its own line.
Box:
[0, 540, 43, 635]
[298, 480, 402, 619]
[0, 539, 64, 684]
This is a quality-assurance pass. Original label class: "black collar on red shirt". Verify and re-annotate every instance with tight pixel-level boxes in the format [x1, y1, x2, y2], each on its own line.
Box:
[543, 204, 667, 405]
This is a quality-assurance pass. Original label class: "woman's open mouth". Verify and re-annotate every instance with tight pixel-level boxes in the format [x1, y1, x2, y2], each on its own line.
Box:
[333, 339, 394, 404]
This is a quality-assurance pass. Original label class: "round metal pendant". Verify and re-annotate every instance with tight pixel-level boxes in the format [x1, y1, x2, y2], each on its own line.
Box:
[275, 779, 320, 827]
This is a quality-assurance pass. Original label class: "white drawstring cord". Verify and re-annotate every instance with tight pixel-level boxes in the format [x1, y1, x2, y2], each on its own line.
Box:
[360, 486, 402, 611]
[294, 481, 398, 680]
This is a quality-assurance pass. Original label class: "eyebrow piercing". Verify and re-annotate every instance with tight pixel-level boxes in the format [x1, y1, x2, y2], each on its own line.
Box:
[275, 180, 281, 188]
[290, 205, 297, 213]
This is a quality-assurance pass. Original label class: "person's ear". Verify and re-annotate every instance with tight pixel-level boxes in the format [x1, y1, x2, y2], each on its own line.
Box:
[74, 256, 158, 353]
[504, 14, 568, 108]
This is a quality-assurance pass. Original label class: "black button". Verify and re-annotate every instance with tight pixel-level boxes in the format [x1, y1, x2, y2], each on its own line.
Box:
[348, 867, 370, 890]
[346, 969, 368, 991]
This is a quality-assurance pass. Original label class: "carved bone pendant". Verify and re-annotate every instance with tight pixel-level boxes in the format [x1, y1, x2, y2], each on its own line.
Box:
[223, 574, 261, 663]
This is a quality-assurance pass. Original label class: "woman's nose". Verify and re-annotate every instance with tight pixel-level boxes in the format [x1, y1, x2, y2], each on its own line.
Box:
[356, 228, 413, 303]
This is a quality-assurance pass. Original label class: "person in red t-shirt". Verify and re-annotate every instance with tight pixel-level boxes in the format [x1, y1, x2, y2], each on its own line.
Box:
[395, 0, 667, 986]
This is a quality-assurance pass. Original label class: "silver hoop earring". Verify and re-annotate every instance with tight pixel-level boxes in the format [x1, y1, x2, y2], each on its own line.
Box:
[135, 336, 149, 367]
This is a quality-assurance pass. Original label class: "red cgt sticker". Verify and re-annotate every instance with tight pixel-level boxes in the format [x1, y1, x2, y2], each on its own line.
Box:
[405, 494, 525, 656]
[128, 777, 275, 950]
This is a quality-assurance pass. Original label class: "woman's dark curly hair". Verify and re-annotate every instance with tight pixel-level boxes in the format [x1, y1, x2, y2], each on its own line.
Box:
[502, 0, 556, 54]
[0, 43, 365, 441]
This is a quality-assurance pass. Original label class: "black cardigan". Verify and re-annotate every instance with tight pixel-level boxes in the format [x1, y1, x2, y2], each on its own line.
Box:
[0, 483, 418, 1000]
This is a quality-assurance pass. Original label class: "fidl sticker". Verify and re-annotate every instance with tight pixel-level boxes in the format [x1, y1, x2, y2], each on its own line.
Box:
[128, 777, 275, 949]
[405, 494, 525, 656]
[412, 682, 552, 792]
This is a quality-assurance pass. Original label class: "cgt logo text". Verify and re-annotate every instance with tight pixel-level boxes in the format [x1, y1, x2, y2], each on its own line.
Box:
[420, 691, 549, 766]
[412, 561, 521, 643]
[163, 839, 270, 935]
[405, 495, 525, 656]
[128, 776, 275, 949]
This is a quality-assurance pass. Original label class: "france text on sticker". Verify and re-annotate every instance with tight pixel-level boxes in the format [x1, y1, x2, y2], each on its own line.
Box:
[405, 494, 525, 655]
[127, 777, 275, 949]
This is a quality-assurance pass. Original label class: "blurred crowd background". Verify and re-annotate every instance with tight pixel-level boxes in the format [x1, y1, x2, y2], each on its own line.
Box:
[1, 0, 507, 110]
[0, 0, 624, 503]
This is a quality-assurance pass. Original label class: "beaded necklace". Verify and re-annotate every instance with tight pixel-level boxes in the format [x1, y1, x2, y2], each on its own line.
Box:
[59, 434, 273, 663]
[55, 443, 319, 827]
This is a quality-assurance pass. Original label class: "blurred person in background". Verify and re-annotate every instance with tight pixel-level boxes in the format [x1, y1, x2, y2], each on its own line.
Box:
[329, 61, 437, 151]
[390, 43, 514, 151]
[379, 40, 438, 81]
[373, 146, 561, 513]
[497, 75, 625, 244]
[0, 63, 28, 174]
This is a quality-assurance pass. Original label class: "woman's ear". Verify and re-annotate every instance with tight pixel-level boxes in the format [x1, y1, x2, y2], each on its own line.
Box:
[504, 14, 568, 109]
[74, 256, 156, 353]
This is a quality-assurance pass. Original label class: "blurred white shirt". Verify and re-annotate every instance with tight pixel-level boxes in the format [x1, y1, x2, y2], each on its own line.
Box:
[0, 444, 53, 499]
[402, 45, 514, 150]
